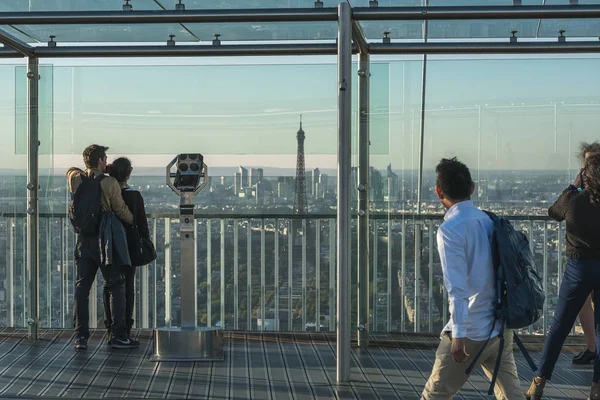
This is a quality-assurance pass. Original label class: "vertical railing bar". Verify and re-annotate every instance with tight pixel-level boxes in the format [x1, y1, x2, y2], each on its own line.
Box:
[529, 220, 534, 335]
[275, 219, 280, 331]
[59, 217, 65, 328]
[316, 219, 321, 332]
[8, 217, 14, 328]
[288, 219, 293, 331]
[46, 219, 51, 328]
[221, 219, 226, 330]
[247, 221, 252, 330]
[400, 218, 406, 332]
[164, 218, 172, 327]
[152, 218, 157, 328]
[261, 219, 266, 332]
[329, 218, 335, 332]
[543, 222, 548, 335]
[415, 222, 422, 333]
[234, 221, 239, 330]
[428, 220, 433, 333]
[373, 219, 378, 332]
[139, 220, 149, 328]
[302, 219, 307, 331]
[387, 218, 392, 332]
[207, 219, 212, 327]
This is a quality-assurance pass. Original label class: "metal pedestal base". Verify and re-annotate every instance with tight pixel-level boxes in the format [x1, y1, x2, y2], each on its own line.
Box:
[150, 327, 224, 362]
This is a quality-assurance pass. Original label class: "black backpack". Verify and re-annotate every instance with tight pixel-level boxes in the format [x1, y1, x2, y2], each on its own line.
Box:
[68, 173, 106, 235]
[466, 211, 545, 394]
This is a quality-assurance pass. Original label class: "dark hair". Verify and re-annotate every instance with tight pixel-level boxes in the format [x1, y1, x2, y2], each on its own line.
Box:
[435, 157, 473, 201]
[83, 144, 109, 169]
[585, 153, 600, 204]
[109, 157, 132, 184]
[579, 141, 600, 164]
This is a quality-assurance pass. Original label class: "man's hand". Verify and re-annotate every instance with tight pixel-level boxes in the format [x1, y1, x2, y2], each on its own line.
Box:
[451, 337, 470, 363]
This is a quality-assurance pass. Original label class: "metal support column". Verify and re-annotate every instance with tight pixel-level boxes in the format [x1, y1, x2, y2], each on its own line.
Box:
[357, 51, 370, 347]
[336, 1, 352, 384]
[26, 56, 40, 340]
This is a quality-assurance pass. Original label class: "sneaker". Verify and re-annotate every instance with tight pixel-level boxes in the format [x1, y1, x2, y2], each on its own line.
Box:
[573, 348, 595, 365]
[110, 337, 137, 349]
[74, 337, 88, 350]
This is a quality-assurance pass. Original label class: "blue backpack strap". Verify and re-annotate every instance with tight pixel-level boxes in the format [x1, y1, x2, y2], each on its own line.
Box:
[487, 319, 506, 395]
[465, 320, 495, 375]
[513, 332, 537, 371]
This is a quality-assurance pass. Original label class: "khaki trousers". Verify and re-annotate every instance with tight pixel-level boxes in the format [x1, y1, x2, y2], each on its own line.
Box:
[421, 330, 521, 400]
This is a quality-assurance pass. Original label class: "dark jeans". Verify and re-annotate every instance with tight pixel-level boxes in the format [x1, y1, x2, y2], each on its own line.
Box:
[73, 235, 127, 339]
[104, 265, 135, 337]
[537, 258, 600, 381]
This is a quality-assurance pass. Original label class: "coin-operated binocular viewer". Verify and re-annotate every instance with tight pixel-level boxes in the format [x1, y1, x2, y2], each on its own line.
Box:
[151, 153, 224, 362]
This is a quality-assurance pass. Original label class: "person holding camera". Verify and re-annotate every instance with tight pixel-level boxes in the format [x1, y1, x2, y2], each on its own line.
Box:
[526, 152, 600, 399]
[104, 157, 155, 345]
[570, 142, 600, 365]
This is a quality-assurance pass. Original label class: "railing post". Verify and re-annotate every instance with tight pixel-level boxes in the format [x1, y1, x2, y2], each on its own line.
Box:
[337, 1, 352, 384]
[26, 56, 40, 340]
[357, 50, 370, 346]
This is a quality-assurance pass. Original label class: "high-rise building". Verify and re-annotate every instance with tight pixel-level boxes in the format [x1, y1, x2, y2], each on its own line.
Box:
[250, 168, 263, 186]
[386, 164, 399, 201]
[238, 166, 248, 189]
[234, 172, 242, 195]
[311, 168, 320, 197]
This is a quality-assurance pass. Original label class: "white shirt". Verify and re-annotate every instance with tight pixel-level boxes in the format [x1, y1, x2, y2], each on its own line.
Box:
[438, 200, 501, 341]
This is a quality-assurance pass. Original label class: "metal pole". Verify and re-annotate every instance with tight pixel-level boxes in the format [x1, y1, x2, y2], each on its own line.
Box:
[336, 1, 352, 384]
[26, 56, 39, 340]
[357, 51, 370, 347]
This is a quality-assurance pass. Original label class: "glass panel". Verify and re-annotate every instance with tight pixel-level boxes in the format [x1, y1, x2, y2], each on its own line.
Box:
[360, 21, 424, 40]
[0, 26, 36, 43]
[12, 24, 199, 43]
[15, 65, 53, 155]
[538, 19, 600, 37]
[167, 0, 342, 9]
[427, 20, 540, 38]
[0, 0, 163, 11]
[185, 22, 337, 41]
[0, 65, 28, 328]
[52, 64, 338, 156]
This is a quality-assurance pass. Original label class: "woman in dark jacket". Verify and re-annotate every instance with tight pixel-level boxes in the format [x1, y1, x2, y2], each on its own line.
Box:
[527, 153, 600, 400]
[104, 157, 151, 344]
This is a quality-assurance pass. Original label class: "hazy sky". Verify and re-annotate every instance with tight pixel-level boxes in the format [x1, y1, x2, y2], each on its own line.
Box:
[1, 54, 599, 175]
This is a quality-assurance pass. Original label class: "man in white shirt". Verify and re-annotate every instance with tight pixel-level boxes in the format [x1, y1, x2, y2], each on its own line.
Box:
[421, 158, 521, 399]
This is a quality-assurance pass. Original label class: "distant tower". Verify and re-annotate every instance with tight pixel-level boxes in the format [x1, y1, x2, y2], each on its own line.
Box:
[294, 115, 307, 214]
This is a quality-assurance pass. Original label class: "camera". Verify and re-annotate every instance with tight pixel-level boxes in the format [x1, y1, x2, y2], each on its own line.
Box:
[173, 153, 204, 192]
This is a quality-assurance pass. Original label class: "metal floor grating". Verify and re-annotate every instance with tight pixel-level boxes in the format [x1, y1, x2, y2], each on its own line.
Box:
[0, 328, 593, 399]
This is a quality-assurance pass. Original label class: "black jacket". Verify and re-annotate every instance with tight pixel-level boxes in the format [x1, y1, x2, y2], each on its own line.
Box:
[549, 185, 600, 259]
[99, 210, 132, 268]
[121, 188, 150, 239]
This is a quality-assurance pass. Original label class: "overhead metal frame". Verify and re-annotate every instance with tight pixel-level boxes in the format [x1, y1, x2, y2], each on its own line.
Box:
[3, 0, 600, 385]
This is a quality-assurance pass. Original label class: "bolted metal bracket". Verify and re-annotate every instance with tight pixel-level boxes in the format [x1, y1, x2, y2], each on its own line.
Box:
[358, 209, 366, 217]
[357, 183, 366, 192]
[167, 34, 176, 46]
[357, 69, 367, 77]
[569, 0, 578, 4]
[26, 71, 40, 80]
[339, 79, 347, 91]
[510, 30, 518, 43]
[558, 29, 566, 42]
[513, 0, 522, 5]
[369, 0, 378, 7]
[48, 35, 57, 47]
[314, 0, 323, 8]
[27, 183, 35, 190]
[383, 31, 391, 44]
[176, 0, 185, 10]
[26, 207, 35, 215]
[213, 33, 221, 45]
[357, 324, 366, 332]
[123, 0, 132, 11]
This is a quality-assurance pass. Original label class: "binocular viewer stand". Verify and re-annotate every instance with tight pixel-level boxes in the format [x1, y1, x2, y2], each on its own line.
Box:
[151, 154, 223, 362]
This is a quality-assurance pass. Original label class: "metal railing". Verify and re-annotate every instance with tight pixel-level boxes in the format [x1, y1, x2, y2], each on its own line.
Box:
[0, 212, 566, 335]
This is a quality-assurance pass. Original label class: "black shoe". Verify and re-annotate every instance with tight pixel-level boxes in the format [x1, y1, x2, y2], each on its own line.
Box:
[74, 337, 88, 350]
[573, 348, 595, 365]
[110, 337, 137, 349]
